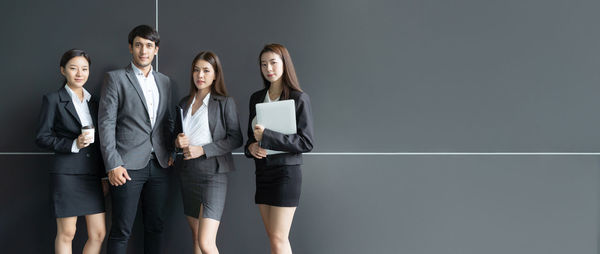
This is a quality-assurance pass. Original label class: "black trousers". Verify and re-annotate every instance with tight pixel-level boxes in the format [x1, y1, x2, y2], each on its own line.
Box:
[107, 158, 171, 254]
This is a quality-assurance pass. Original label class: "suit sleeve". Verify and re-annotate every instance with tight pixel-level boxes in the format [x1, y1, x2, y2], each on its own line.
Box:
[165, 78, 176, 154]
[98, 73, 124, 171]
[204, 97, 243, 158]
[260, 93, 314, 153]
[244, 94, 258, 158]
[35, 94, 74, 153]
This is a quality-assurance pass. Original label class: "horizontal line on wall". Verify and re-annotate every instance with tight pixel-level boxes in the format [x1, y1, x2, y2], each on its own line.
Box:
[2, 152, 600, 156]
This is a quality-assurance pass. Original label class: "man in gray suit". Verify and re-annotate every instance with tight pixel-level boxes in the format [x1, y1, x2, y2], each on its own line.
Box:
[98, 25, 175, 254]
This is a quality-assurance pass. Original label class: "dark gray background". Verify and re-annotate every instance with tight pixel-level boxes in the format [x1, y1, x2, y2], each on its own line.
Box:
[1, 0, 599, 253]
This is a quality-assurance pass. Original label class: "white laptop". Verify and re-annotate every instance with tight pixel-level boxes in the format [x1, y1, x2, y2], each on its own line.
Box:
[256, 99, 296, 155]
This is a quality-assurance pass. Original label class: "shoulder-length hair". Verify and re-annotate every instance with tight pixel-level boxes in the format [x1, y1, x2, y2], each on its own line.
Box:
[187, 51, 228, 106]
[259, 43, 302, 100]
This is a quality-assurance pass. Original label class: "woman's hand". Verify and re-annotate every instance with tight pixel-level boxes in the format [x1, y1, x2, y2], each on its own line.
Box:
[176, 133, 189, 148]
[253, 124, 265, 141]
[249, 142, 267, 159]
[76, 132, 92, 149]
[183, 146, 205, 160]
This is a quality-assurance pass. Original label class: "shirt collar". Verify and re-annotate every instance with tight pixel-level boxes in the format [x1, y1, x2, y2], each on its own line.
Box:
[131, 62, 154, 78]
[266, 90, 280, 102]
[190, 93, 211, 108]
[203, 93, 211, 106]
[64, 84, 91, 102]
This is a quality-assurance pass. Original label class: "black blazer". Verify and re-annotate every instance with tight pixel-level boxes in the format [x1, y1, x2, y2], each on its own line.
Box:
[35, 87, 104, 175]
[244, 88, 314, 168]
[174, 94, 243, 173]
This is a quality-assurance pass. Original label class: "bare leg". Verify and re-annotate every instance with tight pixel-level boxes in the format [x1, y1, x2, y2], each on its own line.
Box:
[83, 212, 106, 254]
[55, 216, 77, 254]
[258, 205, 297, 254]
[197, 204, 221, 254]
[185, 215, 202, 254]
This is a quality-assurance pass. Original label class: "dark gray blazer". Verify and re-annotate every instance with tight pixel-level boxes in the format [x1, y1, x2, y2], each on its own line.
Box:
[244, 88, 314, 168]
[98, 64, 175, 172]
[175, 94, 243, 173]
[35, 87, 104, 175]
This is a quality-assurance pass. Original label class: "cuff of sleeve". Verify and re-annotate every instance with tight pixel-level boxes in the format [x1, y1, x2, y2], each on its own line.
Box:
[260, 129, 274, 149]
[107, 166, 121, 172]
[203, 144, 216, 158]
[71, 139, 80, 153]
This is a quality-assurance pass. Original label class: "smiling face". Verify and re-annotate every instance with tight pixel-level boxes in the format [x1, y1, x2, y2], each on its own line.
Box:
[193, 59, 215, 91]
[129, 36, 158, 69]
[260, 51, 284, 84]
[60, 56, 89, 88]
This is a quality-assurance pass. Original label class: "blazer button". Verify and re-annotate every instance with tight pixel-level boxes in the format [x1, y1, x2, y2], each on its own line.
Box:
[86, 154, 90, 158]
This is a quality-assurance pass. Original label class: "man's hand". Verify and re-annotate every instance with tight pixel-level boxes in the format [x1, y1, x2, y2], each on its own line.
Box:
[108, 166, 131, 186]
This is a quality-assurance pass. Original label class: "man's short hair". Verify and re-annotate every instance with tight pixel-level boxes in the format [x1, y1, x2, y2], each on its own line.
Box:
[128, 25, 160, 46]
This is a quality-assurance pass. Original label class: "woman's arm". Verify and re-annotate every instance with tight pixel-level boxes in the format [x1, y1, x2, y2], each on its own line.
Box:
[35, 94, 75, 153]
[244, 94, 258, 158]
[203, 97, 243, 157]
[260, 93, 314, 153]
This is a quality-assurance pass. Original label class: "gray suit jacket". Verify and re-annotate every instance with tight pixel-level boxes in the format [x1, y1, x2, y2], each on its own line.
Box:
[98, 64, 175, 172]
[175, 94, 243, 173]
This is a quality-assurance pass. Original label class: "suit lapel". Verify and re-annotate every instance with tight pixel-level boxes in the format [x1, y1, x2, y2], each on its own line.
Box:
[125, 65, 150, 117]
[208, 96, 218, 138]
[154, 71, 166, 130]
[59, 88, 82, 126]
[89, 96, 98, 127]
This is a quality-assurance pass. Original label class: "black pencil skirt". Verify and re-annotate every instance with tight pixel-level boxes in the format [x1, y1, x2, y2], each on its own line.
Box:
[50, 173, 105, 218]
[255, 165, 302, 207]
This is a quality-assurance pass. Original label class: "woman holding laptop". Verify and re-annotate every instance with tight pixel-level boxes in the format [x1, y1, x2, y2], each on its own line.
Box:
[245, 43, 314, 254]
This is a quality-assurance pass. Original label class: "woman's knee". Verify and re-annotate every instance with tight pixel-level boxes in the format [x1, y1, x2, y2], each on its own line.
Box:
[267, 231, 289, 246]
[88, 227, 106, 242]
[199, 241, 217, 254]
[198, 235, 217, 253]
[57, 226, 77, 241]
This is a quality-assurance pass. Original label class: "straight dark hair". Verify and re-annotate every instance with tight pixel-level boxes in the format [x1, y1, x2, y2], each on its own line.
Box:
[59, 49, 91, 86]
[128, 25, 160, 46]
[259, 43, 302, 100]
[187, 51, 228, 107]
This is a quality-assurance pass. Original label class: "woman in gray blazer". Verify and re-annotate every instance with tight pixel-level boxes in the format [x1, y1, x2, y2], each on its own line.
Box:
[35, 49, 107, 254]
[174, 51, 243, 254]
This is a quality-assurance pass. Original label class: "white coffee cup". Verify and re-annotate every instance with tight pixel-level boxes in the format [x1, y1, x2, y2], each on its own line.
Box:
[82, 125, 95, 144]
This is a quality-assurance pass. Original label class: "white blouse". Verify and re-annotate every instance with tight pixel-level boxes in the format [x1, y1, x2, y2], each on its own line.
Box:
[183, 93, 213, 146]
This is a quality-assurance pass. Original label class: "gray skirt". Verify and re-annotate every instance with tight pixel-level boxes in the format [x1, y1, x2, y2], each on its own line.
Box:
[178, 157, 227, 221]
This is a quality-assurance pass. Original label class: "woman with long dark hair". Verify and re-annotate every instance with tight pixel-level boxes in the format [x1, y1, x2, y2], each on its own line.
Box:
[174, 51, 243, 254]
[35, 49, 107, 254]
[245, 43, 314, 254]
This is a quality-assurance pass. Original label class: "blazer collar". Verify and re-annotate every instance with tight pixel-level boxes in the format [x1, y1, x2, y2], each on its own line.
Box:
[125, 64, 166, 130]
[179, 93, 225, 137]
[208, 95, 219, 135]
[58, 87, 82, 126]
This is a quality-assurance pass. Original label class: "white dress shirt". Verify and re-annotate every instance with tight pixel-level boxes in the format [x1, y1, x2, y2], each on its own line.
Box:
[131, 62, 160, 128]
[183, 93, 213, 147]
[64, 84, 93, 153]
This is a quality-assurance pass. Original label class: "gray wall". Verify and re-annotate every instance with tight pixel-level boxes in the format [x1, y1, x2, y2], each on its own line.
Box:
[1, 0, 599, 253]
